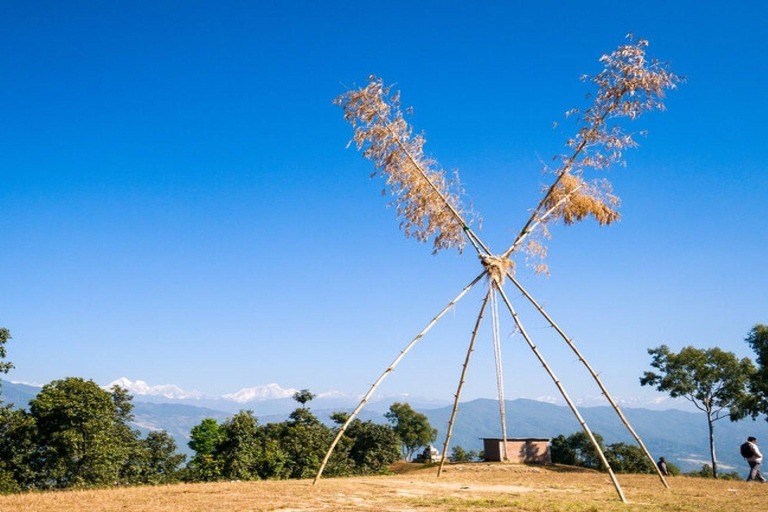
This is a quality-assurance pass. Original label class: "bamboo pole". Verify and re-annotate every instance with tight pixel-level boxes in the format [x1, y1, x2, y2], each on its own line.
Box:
[313, 271, 487, 484]
[371, 107, 493, 259]
[493, 282, 627, 504]
[490, 285, 509, 461]
[501, 88, 628, 260]
[437, 289, 492, 477]
[506, 272, 670, 489]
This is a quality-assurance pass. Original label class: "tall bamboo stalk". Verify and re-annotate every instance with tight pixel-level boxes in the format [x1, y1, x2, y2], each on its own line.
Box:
[490, 286, 509, 461]
[375, 114, 490, 257]
[377, 123, 493, 259]
[437, 289, 492, 477]
[507, 272, 670, 489]
[313, 271, 486, 484]
[493, 283, 627, 504]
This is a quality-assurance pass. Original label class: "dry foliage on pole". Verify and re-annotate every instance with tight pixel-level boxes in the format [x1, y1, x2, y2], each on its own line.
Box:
[514, 36, 681, 274]
[334, 77, 480, 255]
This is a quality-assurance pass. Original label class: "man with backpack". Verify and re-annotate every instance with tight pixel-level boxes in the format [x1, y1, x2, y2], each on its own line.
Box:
[741, 436, 766, 482]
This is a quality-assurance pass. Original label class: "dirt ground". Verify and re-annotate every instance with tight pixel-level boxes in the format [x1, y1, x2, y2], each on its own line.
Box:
[1, 462, 764, 511]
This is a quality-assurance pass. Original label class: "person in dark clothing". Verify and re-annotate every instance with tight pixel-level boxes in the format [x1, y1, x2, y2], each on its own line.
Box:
[657, 457, 669, 476]
[744, 436, 767, 483]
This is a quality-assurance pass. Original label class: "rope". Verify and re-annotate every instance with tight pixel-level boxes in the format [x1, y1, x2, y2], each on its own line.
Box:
[490, 284, 509, 461]
[480, 254, 514, 284]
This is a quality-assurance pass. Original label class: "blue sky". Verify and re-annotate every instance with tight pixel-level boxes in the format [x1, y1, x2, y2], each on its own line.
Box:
[1, 1, 766, 408]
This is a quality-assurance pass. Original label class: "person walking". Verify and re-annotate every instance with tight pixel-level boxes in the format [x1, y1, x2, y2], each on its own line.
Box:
[742, 436, 766, 483]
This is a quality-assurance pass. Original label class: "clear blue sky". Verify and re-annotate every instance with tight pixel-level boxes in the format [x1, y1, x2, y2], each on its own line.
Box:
[1, 1, 765, 407]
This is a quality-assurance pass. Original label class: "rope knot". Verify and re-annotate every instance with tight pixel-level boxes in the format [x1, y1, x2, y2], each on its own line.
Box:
[479, 254, 515, 284]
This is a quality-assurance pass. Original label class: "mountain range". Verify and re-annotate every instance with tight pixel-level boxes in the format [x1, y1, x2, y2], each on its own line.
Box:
[4, 379, 768, 477]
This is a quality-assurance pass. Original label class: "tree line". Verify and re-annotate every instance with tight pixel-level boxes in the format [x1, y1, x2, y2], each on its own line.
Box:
[2, 323, 768, 491]
[0, 328, 439, 493]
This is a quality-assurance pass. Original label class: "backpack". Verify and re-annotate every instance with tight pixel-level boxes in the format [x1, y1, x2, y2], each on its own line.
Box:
[741, 442, 756, 458]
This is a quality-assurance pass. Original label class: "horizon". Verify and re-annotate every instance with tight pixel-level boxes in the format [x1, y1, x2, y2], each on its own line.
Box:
[4, 376, 700, 413]
[1, 2, 765, 414]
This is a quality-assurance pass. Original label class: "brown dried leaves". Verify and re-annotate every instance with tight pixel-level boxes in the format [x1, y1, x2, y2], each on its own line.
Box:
[522, 36, 679, 274]
[335, 77, 477, 254]
[543, 174, 620, 226]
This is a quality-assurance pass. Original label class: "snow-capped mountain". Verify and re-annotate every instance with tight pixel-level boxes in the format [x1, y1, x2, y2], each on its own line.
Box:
[104, 378, 204, 400]
[222, 383, 299, 403]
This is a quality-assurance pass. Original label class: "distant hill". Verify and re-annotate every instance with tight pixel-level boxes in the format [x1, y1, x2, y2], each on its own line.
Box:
[3, 380, 767, 475]
[420, 398, 768, 475]
[0, 381, 38, 409]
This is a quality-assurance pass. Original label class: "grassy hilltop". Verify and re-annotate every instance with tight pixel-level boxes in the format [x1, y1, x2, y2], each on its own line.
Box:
[1, 462, 764, 511]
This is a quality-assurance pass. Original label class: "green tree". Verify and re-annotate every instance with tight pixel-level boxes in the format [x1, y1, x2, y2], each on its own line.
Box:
[384, 402, 437, 461]
[744, 324, 768, 420]
[640, 345, 755, 478]
[0, 406, 37, 493]
[139, 431, 186, 484]
[188, 418, 223, 481]
[328, 411, 400, 476]
[292, 389, 316, 408]
[605, 442, 654, 474]
[216, 410, 260, 480]
[450, 445, 479, 463]
[550, 431, 605, 470]
[29, 378, 141, 488]
[278, 406, 334, 479]
[343, 419, 400, 474]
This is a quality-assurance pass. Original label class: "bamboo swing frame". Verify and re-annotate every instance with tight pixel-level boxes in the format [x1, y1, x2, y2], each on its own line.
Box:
[312, 154, 669, 503]
[315, 39, 678, 503]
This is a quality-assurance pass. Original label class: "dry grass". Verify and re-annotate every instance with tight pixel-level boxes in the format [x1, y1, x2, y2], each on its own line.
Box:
[1, 462, 762, 511]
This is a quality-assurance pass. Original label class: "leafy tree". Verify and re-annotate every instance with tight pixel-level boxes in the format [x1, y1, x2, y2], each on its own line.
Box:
[450, 445, 478, 463]
[604, 442, 653, 474]
[29, 378, 141, 488]
[342, 419, 400, 474]
[329, 411, 349, 425]
[292, 389, 316, 408]
[744, 324, 768, 420]
[215, 411, 261, 480]
[139, 431, 186, 484]
[550, 431, 605, 470]
[0, 406, 37, 493]
[278, 406, 334, 479]
[640, 345, 755, 478]
[188, 418, 223, 481]
[384, 402, 437, 461]
[329, 411, 400, 475]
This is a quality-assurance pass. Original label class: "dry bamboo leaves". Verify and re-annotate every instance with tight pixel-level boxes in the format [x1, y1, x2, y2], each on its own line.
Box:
[336, 36, 679, 273]
[334, 77, 478, 254]
[522, 36, 679, 274]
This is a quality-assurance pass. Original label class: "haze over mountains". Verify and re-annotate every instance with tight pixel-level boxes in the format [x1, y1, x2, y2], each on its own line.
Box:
[5, 378, 768, 477]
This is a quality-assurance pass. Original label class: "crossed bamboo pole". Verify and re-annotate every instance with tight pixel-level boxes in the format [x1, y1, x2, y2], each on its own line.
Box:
[506, 272, 670, 488]
[494, 279, 627, 503]
[316, 102, 665, 502]
[312, 271, 486, 484]
[437, 289, 491, 476]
